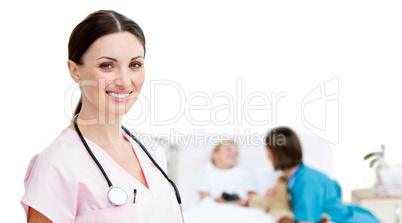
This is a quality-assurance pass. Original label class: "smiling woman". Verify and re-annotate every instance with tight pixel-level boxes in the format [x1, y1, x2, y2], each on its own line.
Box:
[68, 10, 146, 120]
[68, 32, 145, 121]
[20, 10, 183, 223]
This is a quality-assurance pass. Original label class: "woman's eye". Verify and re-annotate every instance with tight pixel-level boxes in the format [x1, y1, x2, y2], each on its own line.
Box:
[100, 63, 113, 70]
[130, 62, 142, 69]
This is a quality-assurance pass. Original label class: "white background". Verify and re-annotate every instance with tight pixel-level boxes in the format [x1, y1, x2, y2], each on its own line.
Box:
[1, 0, 402, 221]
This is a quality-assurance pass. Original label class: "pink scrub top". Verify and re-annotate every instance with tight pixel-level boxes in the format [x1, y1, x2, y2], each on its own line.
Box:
[21, 128, 183, 223]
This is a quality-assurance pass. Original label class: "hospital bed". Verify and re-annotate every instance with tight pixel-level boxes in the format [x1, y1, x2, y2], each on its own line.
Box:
[161, 134, 334, 223]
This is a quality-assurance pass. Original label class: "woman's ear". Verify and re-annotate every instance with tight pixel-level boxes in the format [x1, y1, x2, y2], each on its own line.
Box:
[68, 60, 80, 83]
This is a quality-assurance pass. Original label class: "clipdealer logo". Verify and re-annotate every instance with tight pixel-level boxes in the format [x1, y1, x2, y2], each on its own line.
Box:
[147, 78, 286, 126]
[64, 78, 287, 127]
[301, 77, 339, 145]
[64, 77, 339, 145]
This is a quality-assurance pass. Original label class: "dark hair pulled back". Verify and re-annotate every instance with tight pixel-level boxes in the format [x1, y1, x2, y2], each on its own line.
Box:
[68, 10, 146, 116]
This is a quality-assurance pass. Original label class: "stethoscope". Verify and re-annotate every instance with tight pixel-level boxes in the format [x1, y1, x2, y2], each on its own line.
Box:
[73, 114, 184, 221]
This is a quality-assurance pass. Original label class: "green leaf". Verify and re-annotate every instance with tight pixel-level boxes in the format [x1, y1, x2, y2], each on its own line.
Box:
[369, 158, 378, 168]
[364, 152, 382, 160]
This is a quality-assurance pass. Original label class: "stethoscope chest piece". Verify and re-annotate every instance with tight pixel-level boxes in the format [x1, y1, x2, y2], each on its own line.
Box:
[73, 114, 182, 216]
[108, 186, 128, 206]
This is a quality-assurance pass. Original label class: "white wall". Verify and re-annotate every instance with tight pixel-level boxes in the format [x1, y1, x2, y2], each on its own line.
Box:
[1, 0, 402, 221]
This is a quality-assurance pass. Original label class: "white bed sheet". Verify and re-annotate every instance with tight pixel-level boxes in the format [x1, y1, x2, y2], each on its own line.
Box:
[183, 198, 275, 223]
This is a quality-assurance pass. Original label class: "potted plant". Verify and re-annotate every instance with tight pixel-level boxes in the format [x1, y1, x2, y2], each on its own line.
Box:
[364, 144, 392, 186]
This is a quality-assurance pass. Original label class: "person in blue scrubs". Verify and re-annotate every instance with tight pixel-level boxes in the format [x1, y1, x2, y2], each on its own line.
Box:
[265, 127, 380, 223]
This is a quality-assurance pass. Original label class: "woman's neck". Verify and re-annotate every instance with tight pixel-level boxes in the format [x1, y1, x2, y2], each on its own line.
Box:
[71, 110, 125, 144]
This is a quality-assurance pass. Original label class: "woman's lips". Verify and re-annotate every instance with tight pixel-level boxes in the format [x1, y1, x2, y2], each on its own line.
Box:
[107, 91, 132, 102]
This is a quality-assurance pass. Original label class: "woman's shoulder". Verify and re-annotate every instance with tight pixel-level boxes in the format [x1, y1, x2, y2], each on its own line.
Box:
[298, 164, 331, 183]
[291, 164, 334, 195]
[26, 128, 86, 175]
[38, 128, 85, 160]
[23, 128, 87, 192]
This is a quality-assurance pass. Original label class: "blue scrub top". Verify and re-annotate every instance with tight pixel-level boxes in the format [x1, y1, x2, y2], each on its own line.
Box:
[288, 163, 380, 223]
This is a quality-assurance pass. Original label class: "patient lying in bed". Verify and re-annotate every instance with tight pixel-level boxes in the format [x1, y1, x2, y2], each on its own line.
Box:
[195, 140, 295, 223]
[180, 135, 335, 223]
[196, 140, 256, 206]
[183, 140, 274, 223]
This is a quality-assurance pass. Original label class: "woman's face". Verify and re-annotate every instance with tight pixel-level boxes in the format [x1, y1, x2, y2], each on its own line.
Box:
[70, 32, 145, 120]
[213, 143, 239, 169]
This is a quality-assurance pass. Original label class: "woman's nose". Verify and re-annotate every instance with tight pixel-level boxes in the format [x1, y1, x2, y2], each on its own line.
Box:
[113, 68, 131, 87]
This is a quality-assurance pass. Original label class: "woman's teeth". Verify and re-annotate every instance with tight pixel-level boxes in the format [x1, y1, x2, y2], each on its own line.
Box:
[108, 92, 130, 99]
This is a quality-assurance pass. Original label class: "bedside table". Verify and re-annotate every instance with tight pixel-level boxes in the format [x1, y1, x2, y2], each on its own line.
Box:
[352, 188, 402, 223]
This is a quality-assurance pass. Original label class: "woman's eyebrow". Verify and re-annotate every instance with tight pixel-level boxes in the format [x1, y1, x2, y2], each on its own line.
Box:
[96, 55, 144, 61]
[131, 56, 144, 61]
[96, 56, 118, 61]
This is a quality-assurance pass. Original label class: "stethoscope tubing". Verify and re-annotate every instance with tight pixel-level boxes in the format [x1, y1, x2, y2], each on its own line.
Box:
[121, 125, 182, 205]
[73, 114, 183, 206]
[73, 114, 113, 188]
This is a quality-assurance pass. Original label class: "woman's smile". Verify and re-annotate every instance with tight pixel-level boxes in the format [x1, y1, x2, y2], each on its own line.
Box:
[107, 90, 133, 102]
